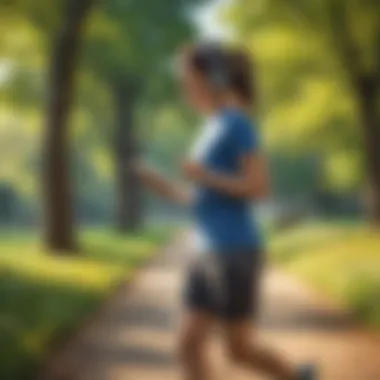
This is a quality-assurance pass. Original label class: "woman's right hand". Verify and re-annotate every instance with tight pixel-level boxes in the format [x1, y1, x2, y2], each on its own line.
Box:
[132, 159, 191, 206]
[132, 159, 156, 182]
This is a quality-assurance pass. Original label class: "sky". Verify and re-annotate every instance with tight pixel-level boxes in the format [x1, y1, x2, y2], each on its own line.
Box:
[193, 0, 232, 40]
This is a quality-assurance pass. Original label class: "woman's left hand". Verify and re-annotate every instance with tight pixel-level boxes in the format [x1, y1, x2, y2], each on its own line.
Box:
[182, 160, 207, 182]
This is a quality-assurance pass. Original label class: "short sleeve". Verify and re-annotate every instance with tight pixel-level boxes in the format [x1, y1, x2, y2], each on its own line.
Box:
[230, 116, 260, 157]
[189, 117, 226, 163]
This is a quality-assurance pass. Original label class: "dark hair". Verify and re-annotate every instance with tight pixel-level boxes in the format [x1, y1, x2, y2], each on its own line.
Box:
[186, 43, 256, 105]
[227, 48, 255, 105]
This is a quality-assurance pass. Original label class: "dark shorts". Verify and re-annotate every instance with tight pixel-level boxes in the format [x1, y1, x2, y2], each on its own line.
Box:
[185, 250, 263, 321]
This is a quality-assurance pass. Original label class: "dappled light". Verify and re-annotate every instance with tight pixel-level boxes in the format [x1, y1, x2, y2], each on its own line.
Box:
[1, 0, 379, 379]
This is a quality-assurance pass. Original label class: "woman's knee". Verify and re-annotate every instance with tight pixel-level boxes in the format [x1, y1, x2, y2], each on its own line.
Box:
[227, 340, 250, 364]
[179, 313, 212, 359]
[180, 329, 204, 356]
[225, 331, 257, 364]
[225, 322, 256, 364]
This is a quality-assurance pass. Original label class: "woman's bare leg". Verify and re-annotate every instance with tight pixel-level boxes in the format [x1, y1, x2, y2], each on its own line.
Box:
[179, 311, 214, 380]
[224, 321, 297, 380]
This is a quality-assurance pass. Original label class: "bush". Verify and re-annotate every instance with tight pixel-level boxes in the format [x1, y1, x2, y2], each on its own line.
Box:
[0, 228, 171, 379]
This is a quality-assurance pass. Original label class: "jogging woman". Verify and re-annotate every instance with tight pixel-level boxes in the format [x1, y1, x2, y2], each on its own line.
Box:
[135, 43, 315, 380]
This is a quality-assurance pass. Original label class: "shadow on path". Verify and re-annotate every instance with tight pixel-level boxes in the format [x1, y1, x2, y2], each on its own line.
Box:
[41, 237, 380, 380]
[79, 341, 175, 367]
[103, 303, 175, 331]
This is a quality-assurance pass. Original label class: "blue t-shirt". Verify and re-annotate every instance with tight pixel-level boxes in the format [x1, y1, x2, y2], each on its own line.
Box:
[191, 108, 262, 254]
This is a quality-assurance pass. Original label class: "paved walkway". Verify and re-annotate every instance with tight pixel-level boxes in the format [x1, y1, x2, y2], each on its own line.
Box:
[43, 236, 380, 380]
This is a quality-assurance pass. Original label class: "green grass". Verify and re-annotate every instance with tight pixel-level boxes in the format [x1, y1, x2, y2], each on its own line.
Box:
[0, 228, 171, 380]
[269, 221, 380, 327]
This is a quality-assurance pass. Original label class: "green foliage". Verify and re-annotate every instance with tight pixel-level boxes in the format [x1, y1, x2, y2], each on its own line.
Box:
[225, 0, 379, 191]
[0, 0, 63, 34]
[0, 228, 170, 379]
[83, 0, 203, 87]
[0, 272, 99, 379]
[344, 274, 380, 326]
[270, 154, 321, 198]
[270, 222, 380, 326]
[139, 104, 197, 175]
[0, 0, 205, 224]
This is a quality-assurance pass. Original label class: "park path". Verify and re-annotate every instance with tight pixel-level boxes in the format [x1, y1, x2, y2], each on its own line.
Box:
[43, 234, 380, 380]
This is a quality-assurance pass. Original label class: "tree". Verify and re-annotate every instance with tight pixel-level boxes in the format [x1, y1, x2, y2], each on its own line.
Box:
[43, 0, 93, 251]
[1, 0, 96, 249]
[84, 0, 204, 232]
[226, 0, 380, 221]
[0, 0, 205, 239]
[0, 3, 118, 231]
[112, 77, 141, 231]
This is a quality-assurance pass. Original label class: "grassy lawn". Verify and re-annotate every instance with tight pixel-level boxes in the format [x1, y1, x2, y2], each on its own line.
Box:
[0, 228, 171, 380]
[269, 221, 380, 327]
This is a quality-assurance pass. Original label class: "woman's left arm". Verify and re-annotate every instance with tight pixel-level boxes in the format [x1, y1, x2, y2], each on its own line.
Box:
[182, 153, 270, 200]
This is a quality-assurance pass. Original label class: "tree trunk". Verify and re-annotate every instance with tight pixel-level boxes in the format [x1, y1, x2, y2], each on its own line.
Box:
[357, 76, 380, 223]
[43, 0, 92, 252]
[326, 1, 380, 222]
[113, 82, 142, 233]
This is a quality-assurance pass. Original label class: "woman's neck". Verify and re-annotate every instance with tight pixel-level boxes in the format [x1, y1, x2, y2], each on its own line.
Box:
[202, 94, 249, 117]
[222, 93, 249, 113]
